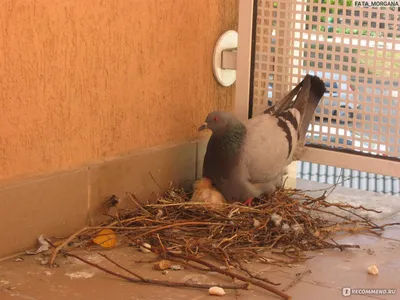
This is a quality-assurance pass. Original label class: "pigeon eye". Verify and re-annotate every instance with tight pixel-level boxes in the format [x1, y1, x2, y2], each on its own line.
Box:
[213, 116, 219, 122]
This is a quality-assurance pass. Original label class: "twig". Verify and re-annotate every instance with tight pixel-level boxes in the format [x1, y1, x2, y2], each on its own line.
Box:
[49, 227, 88, 265]
[379, 222, 400, 228]
[133, 241, 291, 299]
[328, 203, 382, 213]
[313, 191, 327, 202]
[75, 251, 247, 290]
[167, 257, 211, 272]
[299, 205, 353, 222]
[334, 205, 381, 229]
[126, 192, 150, 215]
[98, 252, 146, 280]
[157, 233, 166, 253]
[129, 221, 234, 241]
[321, 241, 360, 251]
[165, 251, 292, 300]
[282, 269, 311, 292]
[326, 168, 344, 198]
[46, 239, 248, 291]
[300, 176, 351, 194]
[134, 259, 158, 264]
[149, 171, 164, 193]
[232, 258, 281, 286]
[43, 183, 400, 299]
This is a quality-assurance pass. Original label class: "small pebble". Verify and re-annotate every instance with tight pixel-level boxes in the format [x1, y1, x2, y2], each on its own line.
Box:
[291, 224, 303, 233]
[13, 257, 24, 262]
[209, 286, 226, 296]
[366, 249, 375, 255]
[65, 271, 94, 279]
[170, 265, 184, 271]
[153, 260, 172, 271]
[282, 223, 290, 231]
[139, 243, 152, 253]
[156, 209, 164, 218]
[253, 218, 261, 228]
[368, 264, 379, 275]
[220, 265, 235, 270]
[161, 270, 169, 275]
[182, 274, 207, 284]
[271, 213, 282, 226]
[35, 257, 49, 265]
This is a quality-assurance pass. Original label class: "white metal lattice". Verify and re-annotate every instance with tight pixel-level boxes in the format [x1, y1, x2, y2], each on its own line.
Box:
[253, 0, 400, 160]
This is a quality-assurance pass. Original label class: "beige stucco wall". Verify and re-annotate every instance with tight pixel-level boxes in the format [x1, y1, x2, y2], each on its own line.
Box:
[0, 0, 238, 182]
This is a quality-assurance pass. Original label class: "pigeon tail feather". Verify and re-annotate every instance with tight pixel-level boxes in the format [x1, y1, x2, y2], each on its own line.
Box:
[292, 74, 312, 117]
[296, 75, 326, 147]
[261, 74, 326, 164]
[263, 79, 303, 116]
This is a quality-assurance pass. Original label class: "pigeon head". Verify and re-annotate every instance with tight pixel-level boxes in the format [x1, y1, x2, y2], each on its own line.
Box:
[198, 111, 241, 135]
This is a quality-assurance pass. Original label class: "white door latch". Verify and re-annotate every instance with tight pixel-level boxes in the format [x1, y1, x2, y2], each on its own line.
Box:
[212, 30, 238, 87]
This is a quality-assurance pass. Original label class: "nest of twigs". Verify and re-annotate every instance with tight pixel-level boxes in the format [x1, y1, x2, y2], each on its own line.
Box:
[46, 185, 399, 300]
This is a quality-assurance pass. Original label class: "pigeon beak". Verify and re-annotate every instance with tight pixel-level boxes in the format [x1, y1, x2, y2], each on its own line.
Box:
[198, 122, 208, 131]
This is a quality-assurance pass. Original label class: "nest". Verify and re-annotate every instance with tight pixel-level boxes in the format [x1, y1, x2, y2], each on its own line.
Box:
[46, 184, 399, 300]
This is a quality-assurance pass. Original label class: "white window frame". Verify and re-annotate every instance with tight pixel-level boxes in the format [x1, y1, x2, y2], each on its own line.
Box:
[235, 0, 400, 178]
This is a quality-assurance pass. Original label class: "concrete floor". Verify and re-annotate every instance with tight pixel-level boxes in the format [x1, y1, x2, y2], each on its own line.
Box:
[1, 179, 399, 300]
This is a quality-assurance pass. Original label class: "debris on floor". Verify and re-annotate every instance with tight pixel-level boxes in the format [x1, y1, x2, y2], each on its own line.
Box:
[139, 243, 152, 253]
[13, 257, 24, 263]
[367, 264, 379, 275]
[65, 271, 95, 279]
[153, 259, 173, 271]
[25, 234, 50, 255]
[209, 286, 226, 296]
[24, 184, 400, 300]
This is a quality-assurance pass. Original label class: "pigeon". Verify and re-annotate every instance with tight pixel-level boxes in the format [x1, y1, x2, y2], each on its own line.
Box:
[198, 74, 326, 204]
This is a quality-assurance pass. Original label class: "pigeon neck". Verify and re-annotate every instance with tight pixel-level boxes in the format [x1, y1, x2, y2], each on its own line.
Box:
[219, 122, 246, 154]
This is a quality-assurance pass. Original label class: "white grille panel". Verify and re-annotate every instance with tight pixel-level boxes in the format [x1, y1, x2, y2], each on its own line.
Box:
[253, 0, 400, 158]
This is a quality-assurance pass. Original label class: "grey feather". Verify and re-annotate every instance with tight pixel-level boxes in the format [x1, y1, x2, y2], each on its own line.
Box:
[264, 75, 326, 161]
[200, 75, 326, 203]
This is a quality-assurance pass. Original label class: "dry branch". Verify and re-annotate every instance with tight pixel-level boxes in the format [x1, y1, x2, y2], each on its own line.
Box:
[47, 184, 400, 299]
[46, 239, 248, 291]
[282, 269, 312, 292]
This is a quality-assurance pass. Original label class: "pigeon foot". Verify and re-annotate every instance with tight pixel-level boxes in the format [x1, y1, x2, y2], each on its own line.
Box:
[243, 197, 254, 206]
